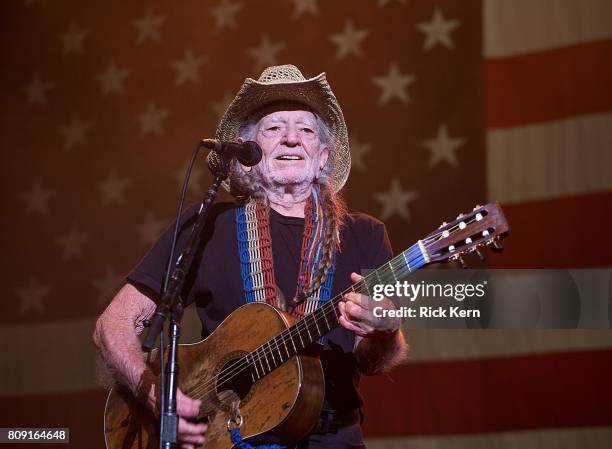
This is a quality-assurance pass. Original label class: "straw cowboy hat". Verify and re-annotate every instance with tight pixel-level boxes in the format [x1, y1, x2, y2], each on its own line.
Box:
[208, 64, 350, 193]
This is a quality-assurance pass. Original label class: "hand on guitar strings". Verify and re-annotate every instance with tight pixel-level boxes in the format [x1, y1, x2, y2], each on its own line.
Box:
[338, 272, 401, 338]
[145, 381, 208, 449]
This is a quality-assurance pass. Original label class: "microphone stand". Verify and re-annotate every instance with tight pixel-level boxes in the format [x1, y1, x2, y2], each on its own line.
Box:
[142, 157, 230, 449]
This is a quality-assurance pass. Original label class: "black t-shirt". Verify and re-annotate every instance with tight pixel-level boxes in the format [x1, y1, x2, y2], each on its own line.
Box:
[127, 202, 393, 413]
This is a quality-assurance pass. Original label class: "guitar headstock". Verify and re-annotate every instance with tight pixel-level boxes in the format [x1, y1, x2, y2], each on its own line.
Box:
[421, 203, 509, 266]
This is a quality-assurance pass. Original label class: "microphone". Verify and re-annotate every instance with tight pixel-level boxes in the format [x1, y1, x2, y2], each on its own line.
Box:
[201, 139, 262, 167]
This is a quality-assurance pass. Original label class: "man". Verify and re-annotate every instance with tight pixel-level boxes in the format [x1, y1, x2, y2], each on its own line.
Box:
[94, 64, 407, 449]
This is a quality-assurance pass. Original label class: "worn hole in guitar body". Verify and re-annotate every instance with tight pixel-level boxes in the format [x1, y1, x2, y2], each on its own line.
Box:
[214, 351, 255, 412]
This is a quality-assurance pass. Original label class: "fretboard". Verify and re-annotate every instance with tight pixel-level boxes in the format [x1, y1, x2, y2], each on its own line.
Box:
[245, 241, 428, 381]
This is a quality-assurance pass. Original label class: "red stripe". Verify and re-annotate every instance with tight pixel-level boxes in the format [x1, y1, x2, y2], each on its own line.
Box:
[486, 39, 612, 128]
[0, 390, 107, 448]
[487, 191, 612, 269]
[361, 349, 612, 437]
[3, 351, 611, 444]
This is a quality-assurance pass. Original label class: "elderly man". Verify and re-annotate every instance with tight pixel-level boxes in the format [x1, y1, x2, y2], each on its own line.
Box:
[94, 65, 407, 449]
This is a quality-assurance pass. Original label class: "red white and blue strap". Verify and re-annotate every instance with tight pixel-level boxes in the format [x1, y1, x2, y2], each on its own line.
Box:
[236, 199, 279, 307]
[235, 186, 335, 312]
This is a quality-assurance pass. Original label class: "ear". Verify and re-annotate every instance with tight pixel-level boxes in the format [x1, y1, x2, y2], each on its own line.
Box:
[319, 146, 329, 171]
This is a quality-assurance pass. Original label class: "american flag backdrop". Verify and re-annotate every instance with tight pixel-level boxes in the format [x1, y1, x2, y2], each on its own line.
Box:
[1, 1, 611, 448]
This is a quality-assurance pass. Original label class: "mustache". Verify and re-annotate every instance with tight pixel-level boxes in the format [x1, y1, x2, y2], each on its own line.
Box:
[269, 148, 307, 158]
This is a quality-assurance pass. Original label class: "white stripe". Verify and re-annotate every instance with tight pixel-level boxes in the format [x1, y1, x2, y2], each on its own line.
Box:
[3, 311, 612, 394]
[245, 202, 265, 302]
[487, 112, 612, 204]
[366, 426, 612, 449]
[484, 0, 612, 57]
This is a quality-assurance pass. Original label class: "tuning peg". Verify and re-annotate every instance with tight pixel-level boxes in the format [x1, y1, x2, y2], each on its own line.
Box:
[473, 204, 482, 211]
[489, 238, 503, 252]
[439, 221, 447, 229]
[449, 253, 468, 268]
[475, 247, 486, 262]
[457, 255, 468, 269]
[457, 213, 465, 220]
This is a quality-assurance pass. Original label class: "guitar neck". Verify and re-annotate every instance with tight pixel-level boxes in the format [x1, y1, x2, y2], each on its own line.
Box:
[246, 242, 429, 380]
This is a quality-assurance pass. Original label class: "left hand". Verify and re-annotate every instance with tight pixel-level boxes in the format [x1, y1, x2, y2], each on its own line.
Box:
[338, 272, 401, 338]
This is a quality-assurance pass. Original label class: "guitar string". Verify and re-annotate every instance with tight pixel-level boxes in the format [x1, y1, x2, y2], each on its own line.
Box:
[185, 214, 493, 400]
[184, 245, 425, 400]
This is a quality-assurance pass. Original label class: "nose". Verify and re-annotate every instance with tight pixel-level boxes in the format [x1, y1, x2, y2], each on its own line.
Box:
[282, 123, 299, 147]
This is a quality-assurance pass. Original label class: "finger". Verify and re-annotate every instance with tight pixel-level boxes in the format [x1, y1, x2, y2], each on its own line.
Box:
[338, 301, 362, 323]
[178, 417, 207, 436]
[350, 272, 364, 283]
[178, 431, 206, 445]
[343, 292, 364, 313]
[344, 300, 364, 321]
[342, 298, 372, 328]
[180, 444, 194, 449]
[338, 302, 357, 328]
[347, 298, 388, 332]
[343, 291, 360, 304]
[344, 291, 377, 312]
[338, 300, 347, 320]
[347, 298, 380, 326]
[177, 389, 201, 418]
[338, 315, 369, 337]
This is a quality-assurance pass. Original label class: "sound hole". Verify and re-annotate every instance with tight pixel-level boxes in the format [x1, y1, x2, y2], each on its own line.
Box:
[215, 357, 254, 404]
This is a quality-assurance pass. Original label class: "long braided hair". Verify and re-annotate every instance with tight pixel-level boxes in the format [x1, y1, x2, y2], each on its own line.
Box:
[299, 181, 345, 300]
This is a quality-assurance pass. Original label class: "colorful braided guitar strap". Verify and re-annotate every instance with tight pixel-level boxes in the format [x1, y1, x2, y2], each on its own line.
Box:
[235, 185, 336, 315]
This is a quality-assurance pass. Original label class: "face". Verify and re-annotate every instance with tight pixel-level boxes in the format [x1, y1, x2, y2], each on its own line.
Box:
[251, 109, 329, 188]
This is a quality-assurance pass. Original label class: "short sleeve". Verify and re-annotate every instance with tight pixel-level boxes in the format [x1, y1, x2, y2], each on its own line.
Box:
[367, 220, 393, 269]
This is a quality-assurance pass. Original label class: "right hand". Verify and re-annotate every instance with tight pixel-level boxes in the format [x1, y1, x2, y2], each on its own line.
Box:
[145, 382, 208, 449]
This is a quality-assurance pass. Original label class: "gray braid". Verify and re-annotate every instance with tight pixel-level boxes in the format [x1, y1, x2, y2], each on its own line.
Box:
[302, 182, 346, 298]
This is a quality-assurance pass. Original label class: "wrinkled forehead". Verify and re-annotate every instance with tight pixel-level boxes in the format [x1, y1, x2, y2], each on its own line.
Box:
[250, 101, 316, 125]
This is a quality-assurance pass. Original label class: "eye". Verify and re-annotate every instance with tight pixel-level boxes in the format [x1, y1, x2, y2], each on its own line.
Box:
[300, 127, 315, 134]
[266, 126, 280, 131]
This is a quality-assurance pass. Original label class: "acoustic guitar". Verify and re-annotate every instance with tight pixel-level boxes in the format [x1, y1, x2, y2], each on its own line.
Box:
[104, 203, 509, 449]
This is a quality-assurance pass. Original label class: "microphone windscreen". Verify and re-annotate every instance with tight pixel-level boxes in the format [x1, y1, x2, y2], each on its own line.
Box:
[238, 141, 263, 167]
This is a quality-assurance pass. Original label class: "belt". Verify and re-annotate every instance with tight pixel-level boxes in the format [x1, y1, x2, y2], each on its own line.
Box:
[311, 409, 361, 434]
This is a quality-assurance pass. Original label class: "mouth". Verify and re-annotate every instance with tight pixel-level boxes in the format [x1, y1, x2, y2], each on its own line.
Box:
[275, 154, 304, 161]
